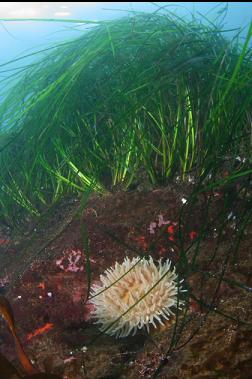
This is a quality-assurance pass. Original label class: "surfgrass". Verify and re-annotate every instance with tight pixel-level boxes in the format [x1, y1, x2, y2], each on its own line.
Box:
[0, 11, 251, 226]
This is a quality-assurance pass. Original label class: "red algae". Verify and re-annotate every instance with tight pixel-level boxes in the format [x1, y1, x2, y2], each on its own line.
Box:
[26, 323, 54, 341]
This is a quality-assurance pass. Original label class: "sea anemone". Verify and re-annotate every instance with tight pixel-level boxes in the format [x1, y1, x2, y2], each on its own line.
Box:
[90, 256, 186, 338]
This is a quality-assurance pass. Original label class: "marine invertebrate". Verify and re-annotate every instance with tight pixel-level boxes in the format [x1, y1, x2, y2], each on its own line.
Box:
[90, 256, 186, 338]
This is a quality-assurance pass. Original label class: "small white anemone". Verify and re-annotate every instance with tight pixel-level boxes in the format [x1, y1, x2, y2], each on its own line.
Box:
[90, 256, 186, 338]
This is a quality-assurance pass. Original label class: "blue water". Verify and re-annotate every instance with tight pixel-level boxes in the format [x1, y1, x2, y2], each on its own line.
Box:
[0, 2, 251, 66]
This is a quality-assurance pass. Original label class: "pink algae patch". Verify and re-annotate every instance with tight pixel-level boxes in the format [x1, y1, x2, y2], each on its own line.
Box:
[55, 248, 96, 273]
[148, 214, 170, 234]
[56, 249, 84, 272]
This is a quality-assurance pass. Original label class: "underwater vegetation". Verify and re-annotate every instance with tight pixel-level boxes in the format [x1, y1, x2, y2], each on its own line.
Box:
[0, 11, 251, 227]
[0, 7, 252, 379]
